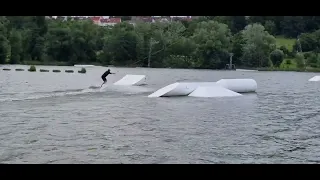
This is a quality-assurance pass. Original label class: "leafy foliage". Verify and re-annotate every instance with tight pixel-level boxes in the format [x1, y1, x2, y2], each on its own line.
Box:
[270, 49, 284, 67]
[1, 16, 320, 70]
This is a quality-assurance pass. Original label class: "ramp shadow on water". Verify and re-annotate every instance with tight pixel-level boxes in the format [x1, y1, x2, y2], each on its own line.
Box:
[147, 92, 258, 99]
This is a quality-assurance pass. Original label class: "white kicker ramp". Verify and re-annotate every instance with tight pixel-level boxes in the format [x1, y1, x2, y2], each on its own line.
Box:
[188, 85, 242, 98]
[113, 74, 147, 86]
[216, 79, 257, 93]
[148, 82, 217, 97]
[308, 76, 320, 82]
[148, 78, 257, 98]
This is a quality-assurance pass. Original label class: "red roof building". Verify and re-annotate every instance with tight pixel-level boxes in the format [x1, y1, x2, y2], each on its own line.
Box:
[90, 16, 102, 24]
[100, 18, 121, 24]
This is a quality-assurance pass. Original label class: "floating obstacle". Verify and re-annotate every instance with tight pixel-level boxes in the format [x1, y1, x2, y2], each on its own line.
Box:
[113, 74, 146, 86]
[308, 76, 320, 82]
[148, 79, 257, 98]
[188, 85, 242, 98]
[65, 70, 74, 73]
[148, 82, 216, 97]
[215, 79, 257, 93]
[2, 65, 85, 74]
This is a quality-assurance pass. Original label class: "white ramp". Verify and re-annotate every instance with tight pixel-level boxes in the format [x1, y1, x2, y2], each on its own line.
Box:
[148, 82, 216, 98]
[114, 74, 146, 86]
[189, 85, 242, 98]
[308, 76, 320, 82]
[216, 79, 257, 93]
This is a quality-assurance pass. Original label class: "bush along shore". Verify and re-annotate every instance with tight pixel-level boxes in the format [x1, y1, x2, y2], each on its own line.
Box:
[2, 65, 86, 74]
[2, 16, 320, 72]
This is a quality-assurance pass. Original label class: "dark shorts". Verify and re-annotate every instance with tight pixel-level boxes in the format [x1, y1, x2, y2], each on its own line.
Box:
[101, 76, 107, 82]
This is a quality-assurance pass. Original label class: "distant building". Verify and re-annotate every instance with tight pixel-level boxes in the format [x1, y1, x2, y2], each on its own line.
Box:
[90, 16, 121, 26]
[131, 16, 154, 23]
[100, 18, 121, 26]
[191, 16, 201, 19]
[171, 16, 192, 22]
[74, 16, 90, 20]
[153, 16, 171, 23]
[91, 16, 101, 24]
[51, 16, 195, 26]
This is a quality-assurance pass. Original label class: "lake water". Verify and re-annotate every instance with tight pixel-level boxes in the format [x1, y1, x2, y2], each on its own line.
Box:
[1, 65, 320, 164]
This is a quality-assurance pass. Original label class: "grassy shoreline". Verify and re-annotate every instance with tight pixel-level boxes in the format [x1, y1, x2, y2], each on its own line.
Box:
[251, 67, 320, 73]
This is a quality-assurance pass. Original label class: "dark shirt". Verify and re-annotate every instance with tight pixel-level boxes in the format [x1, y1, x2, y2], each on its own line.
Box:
[102, 71, 111, 78]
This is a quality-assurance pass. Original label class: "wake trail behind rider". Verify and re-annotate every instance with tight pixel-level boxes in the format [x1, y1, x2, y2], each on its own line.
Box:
[101, 69, 115, 87]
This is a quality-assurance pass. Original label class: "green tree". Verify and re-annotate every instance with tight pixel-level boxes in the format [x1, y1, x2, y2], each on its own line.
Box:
[264, 20, 276, 35]
[229, 16, 247, 34]
[101, 23, 138, 66]
[45, 28, 72, 62]
[0, 35, 9, 64]
[280, 16, 305, 38]
[295, 53, 305, 69]
[9, 29, 22, 64]
[213, 16, 247, 34]
[241, 23, 276, 67]
[134, 22, 152, 66]
[279, 45, 289, 56]
[306, 53, 320, 67]
[164, 37, 196, 68]
[270, 49, 284, 67]
[3, 15, 320, 70]
[247, 16, 266, 24]
[0, 17, 9, 63]
[231, 32, 245, 66]
[192, 20, 232, 69]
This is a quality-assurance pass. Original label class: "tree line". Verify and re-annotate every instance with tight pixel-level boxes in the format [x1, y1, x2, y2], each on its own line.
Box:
[1, 16, 320, 69]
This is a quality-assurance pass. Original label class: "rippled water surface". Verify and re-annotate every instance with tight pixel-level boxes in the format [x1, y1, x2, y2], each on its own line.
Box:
[1, 65, 320, 164]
